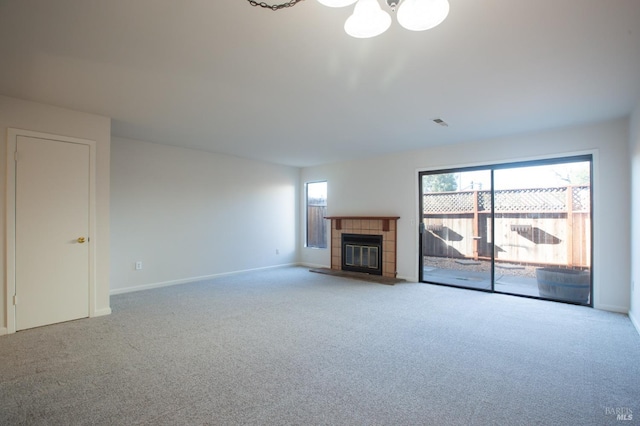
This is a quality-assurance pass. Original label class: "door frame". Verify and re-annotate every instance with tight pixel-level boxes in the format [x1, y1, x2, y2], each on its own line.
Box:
[417, 152, 595, 307]
[5, 128, 97, 334]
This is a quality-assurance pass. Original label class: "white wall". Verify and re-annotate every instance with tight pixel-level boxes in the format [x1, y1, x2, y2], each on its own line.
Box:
[300, 118, 631, 313]
[0, 95, 111, 334]
[630, 101, 640, 332]
[110, 137, 299, 293]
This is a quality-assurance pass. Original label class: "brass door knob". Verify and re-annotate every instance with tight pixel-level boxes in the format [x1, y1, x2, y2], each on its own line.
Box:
[77, 237, 86, 244]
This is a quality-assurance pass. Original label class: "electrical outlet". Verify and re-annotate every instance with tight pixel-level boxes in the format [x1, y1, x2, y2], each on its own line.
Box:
[135, 261, 143, 270]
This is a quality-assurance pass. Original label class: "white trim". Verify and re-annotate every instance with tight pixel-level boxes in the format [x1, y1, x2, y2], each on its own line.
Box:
[88, 135, 97, 318]
[5, 128, 97, 334]
[94, 308, 112, 317]
[5, 131, 16, 334]
[304, 180, 328, 250]
[629, 310, 640, 335]
[110, 263, 298, 295]
[299, 262, 330, 270]
[397, 274, 419, 283]
[593, 303, 629, 314]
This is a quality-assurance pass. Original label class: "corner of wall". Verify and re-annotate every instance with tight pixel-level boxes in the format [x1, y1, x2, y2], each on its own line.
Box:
[629, 309, 640, 335]
[630, 99, 640, 333]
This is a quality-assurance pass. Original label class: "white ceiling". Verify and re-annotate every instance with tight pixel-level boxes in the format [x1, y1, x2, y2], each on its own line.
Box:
[1, 0, 640, 167]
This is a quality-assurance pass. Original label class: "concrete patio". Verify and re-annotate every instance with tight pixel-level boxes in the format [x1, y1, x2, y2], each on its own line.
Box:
[423, 265, 546, 298]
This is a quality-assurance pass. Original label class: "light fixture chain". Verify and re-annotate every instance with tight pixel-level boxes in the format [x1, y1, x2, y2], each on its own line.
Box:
[247, 0, 304, 11]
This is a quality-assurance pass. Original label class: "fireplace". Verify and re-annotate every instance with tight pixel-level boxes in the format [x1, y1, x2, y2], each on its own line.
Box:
[342, 233, 383, 275]
[325, 216, 400, 278]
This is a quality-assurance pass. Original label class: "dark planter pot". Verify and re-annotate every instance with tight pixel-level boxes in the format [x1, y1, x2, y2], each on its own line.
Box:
[536, 267, 590, 304]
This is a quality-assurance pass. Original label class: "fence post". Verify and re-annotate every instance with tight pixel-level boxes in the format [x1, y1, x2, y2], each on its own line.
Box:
[566, 186, 574, 267]
[473, 190, 479, 260]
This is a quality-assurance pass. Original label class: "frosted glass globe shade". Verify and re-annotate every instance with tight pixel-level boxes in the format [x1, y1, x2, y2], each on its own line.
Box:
[344, 0, 391, 38]
[397, 0, 449, 32]
[317, 0, 357, 7]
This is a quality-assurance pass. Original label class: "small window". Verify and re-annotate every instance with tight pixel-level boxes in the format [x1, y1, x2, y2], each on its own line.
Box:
[306, 181, 327, 248]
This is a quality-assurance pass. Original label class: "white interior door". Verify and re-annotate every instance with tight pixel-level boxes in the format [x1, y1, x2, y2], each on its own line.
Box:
[15, 135, 90, 330]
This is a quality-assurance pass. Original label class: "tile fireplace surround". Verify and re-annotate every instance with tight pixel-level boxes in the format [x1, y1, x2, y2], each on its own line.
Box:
[325, 216, 400, 278]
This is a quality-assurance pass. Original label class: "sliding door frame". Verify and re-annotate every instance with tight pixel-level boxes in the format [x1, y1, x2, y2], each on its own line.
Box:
[419, 154, 593, 306]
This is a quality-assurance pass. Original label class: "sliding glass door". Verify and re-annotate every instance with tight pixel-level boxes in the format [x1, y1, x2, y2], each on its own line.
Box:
[420, 169, 493, 291]
[492, 161, 592, 303]
[420, 156, 592, 305]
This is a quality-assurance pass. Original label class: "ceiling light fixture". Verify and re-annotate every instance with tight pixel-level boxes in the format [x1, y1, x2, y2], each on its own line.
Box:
[247, 0, 449, 38]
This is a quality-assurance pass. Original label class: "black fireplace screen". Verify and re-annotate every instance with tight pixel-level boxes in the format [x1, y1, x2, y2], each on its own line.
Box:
[341, 234, 383, 275]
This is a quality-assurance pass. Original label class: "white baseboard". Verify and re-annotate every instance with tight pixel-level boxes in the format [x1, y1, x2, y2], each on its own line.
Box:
[0, 309, 112, 335]
[594, 303, 629, 314]
[110, 263, 299, 296]
[93, 308, 112, 317]
[398, 274, 419, 283]
[629, 309, 640, 336]
[300, 262, 330, 270]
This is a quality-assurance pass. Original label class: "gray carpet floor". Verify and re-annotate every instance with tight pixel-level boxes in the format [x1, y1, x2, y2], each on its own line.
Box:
[1, 266, 639, 425]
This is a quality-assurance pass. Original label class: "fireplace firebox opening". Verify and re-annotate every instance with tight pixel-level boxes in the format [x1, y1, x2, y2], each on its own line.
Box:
[341, 234, 383, 276]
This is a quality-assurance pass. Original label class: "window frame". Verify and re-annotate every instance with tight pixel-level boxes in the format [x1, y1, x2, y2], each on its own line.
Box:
[305, 181, 328, 249]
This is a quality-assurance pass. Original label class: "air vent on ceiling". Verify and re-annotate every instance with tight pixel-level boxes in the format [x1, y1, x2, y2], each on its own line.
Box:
[433, 118, 448, 127]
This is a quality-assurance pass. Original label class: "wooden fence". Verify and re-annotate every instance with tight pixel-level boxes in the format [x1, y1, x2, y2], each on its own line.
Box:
[307, 204, 327, 248]
[422, 186, 591, 267]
